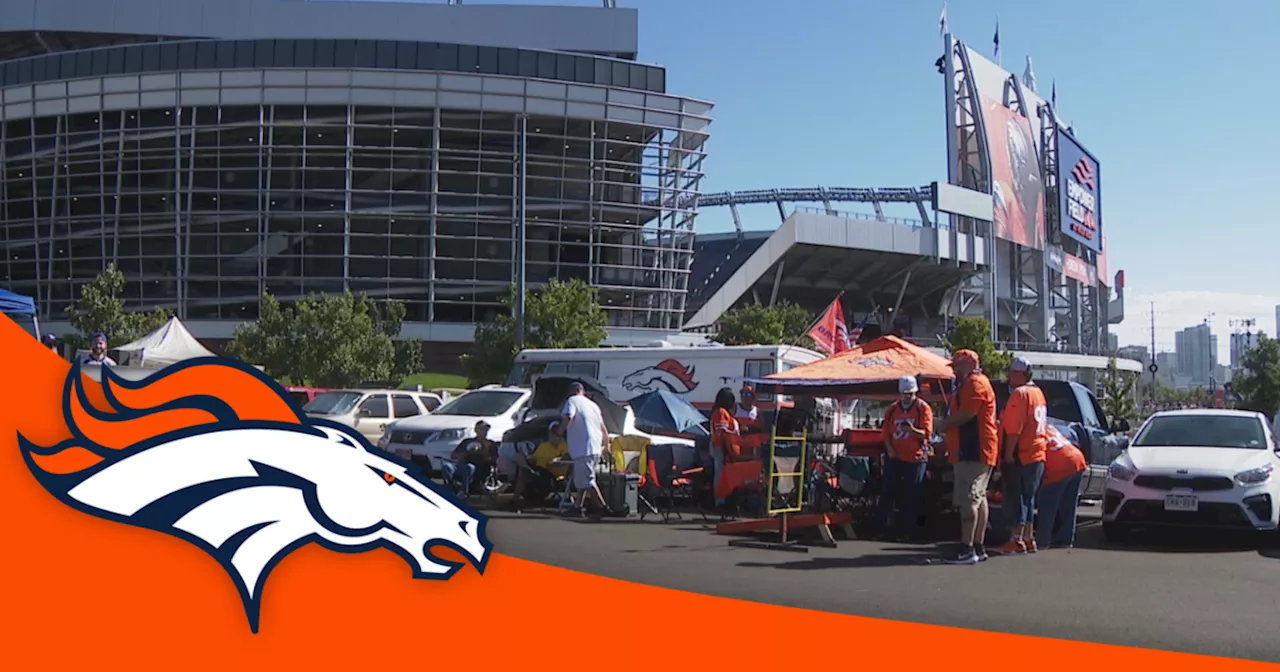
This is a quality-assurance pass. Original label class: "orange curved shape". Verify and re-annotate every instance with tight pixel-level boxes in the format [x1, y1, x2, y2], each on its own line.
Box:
[103, 364, 301, 424]
[0, 317, 1269, 670]
[28, 446, 105, 474]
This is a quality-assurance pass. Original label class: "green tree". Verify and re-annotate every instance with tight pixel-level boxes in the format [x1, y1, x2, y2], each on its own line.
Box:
[462, 278, 609, 387]
[228, 290, 415, 388]
[64, 263, 170, 350]
[1099, 357, 1137, 425]
[712, 301, 815, 347]
[1233, 332, 1280, 420]
[942, 316, 1014, 378]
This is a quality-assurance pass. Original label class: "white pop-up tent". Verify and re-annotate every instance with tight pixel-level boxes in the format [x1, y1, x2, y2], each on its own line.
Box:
[114, 316, 217, 368]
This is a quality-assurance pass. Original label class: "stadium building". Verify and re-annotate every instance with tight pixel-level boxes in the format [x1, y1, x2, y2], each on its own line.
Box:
[0, 0, 712, 365]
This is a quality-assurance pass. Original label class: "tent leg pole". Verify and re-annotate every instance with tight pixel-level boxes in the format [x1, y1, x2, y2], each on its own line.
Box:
[32, 316, 41, 341]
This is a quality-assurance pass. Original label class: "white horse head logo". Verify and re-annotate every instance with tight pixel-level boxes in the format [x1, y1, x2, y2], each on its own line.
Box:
[20, 360, 491, 633]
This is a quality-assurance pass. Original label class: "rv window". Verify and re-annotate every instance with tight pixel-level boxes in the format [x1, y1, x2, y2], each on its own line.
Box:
[745, 359, 776, 402]
[504, 363, 542, 387]
[545, 361, 600, 379]
[504, 361, 598, 387]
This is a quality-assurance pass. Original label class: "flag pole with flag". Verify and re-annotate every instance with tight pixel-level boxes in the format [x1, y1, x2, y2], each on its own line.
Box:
[1051, 79, 1057, 109]
[939, 2, 948, 37]
[993, 18, 1000, 66]
[1022, 55, 1037, 94]
[805, 294, 851, 356]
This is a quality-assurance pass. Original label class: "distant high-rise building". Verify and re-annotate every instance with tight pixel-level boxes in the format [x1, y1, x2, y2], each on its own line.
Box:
[1230, 332, 1260, 370]
[1106, 333, 1119, 352]
[1175, 323, 1216, 388]
[1117, 345, 1149, 363]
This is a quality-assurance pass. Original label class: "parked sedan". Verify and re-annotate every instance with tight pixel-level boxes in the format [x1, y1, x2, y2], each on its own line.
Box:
[1102, 409, 1280, 541]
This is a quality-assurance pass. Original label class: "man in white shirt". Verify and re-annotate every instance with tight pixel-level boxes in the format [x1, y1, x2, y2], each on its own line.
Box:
[736, 385, 759, 422]
[560, 382, 610, 517]
[78, 332, 117, 367]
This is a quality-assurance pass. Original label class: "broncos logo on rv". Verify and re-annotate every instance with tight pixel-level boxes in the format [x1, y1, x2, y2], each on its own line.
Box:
[19, 359, 490, 633]
[621, 359, 699, 394]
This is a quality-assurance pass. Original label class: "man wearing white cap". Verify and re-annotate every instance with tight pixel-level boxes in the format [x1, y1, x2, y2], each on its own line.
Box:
[994, 356, 1049, 555]
[874, 376, 935, 541]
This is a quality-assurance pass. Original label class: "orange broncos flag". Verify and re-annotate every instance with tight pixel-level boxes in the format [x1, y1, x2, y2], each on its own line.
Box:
[807, 296, 850, 355]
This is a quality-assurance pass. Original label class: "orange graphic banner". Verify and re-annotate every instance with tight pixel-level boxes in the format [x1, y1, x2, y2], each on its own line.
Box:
[0, 315, 1273, 670]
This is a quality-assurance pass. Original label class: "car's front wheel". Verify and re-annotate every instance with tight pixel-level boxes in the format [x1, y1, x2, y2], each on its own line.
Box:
[1102, 522, 1131, 544]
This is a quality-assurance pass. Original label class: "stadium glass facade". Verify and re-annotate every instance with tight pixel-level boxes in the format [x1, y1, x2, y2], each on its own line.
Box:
[0, 32, 711, 335]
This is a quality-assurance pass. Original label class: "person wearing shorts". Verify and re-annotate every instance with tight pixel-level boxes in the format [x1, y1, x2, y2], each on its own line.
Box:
[560, 382, 610, 517]
[933, 349, 1000, 565]
[995, 357, 1049, 555]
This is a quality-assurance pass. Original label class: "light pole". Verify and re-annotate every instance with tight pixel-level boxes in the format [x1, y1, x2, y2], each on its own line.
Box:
[514, 114, 528, 349]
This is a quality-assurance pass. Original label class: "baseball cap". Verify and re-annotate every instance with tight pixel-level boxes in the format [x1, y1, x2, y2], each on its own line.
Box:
[42, 333, 57, 344]
[740, 383, 756, 396]
[898, 376, 919, 394]
[951, 349, 980, 366]
[91, 331, 107, 342]
[1009, 356, 1033, 373]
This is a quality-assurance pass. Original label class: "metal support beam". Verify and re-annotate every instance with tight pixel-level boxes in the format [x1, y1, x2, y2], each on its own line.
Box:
[768, 259, 786, 307]
[727, 197, 744, 239]
[890, 270, 913, 323]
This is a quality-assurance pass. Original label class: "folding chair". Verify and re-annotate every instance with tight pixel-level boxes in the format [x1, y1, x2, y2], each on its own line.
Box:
[438, 457, 471, 499]
[550, 457, 578, 514]
[641, 443, 708, 524]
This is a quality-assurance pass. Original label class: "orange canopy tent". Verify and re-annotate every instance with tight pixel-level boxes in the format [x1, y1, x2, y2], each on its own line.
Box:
[746, 335, 955, 399]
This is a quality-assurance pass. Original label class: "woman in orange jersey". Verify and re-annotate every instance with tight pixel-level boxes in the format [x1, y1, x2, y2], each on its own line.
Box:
[995, 357, 1049, 555]
[1035, 424, 1087, 550]
[874, 376, 935, 541]
[709, 387, 742, 507]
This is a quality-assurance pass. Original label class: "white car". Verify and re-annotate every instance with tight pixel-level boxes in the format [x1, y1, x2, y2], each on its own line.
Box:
[379, 386, 533, 471]
[302, 389, 444, 444]
[1102, 409, 1280, 541]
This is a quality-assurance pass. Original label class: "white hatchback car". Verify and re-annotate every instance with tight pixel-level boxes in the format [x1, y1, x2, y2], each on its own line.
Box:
[1102, 409, 1280, 541]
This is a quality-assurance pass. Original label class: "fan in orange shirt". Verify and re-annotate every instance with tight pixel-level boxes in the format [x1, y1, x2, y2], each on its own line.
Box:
[933, 349, 1000, 565]
[1036, 425, 1088, 550]
[873, 376, 935, 541]
[994, 356, 1049, 556]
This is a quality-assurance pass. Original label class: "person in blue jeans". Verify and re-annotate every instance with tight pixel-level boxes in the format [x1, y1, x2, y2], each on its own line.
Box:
[874, 377, 934, 541]
[1035, 425, 1088, 549]
[440, 420, 497, 498]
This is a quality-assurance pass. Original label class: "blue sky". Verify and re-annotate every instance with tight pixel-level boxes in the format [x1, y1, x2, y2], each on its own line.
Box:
[427, 1, 1280, 354]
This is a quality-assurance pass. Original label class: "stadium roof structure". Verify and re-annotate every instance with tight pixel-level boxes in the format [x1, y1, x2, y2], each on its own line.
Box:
[685, 187, 989, 331]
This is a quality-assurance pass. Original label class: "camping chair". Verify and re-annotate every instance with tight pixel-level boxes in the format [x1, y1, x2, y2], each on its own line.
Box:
[438, 457, 474, 499]
[641, 443, 707, 524]
[811, 455, 875, 516]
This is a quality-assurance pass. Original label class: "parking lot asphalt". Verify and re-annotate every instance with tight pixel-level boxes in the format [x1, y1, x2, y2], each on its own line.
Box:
[482, 505, 1280, 663]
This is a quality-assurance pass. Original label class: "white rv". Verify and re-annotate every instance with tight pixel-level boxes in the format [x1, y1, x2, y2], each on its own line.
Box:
[505, 344, 827, 412]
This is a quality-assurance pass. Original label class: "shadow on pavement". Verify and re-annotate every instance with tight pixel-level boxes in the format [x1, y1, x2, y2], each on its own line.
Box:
[737, 551, 938, 570]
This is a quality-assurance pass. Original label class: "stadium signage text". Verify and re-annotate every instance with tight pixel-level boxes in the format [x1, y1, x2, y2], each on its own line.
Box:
[1065, 170, 1097, 242]
[1055, 129, 1103, 253]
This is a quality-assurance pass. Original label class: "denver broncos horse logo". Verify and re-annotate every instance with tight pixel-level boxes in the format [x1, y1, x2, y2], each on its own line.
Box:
[621, 359, 698, 394]
[18, 358, 490, 633]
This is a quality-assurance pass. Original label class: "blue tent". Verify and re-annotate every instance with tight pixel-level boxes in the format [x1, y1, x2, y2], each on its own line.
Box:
[0, 289, 36, 316]
[0, 289, 41, 340]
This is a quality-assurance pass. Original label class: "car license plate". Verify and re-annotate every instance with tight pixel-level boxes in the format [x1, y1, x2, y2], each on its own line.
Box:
[1164, 494, 1199, 512]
